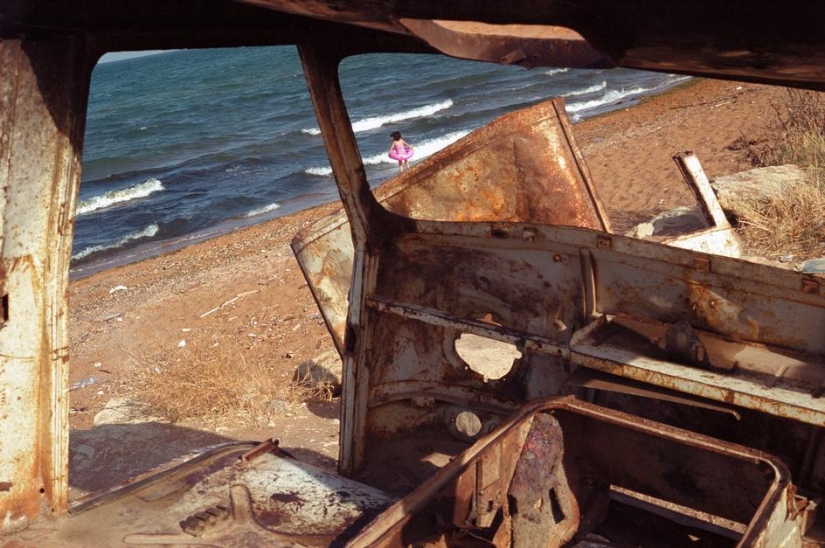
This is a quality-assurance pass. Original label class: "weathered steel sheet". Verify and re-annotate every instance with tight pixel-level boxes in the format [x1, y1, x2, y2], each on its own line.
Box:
[5, 0, 825, 88]
[289, 215, 354, 353]
[361, 233, 583, 427]
[292, 98, 609, 354]
[353, 221, 825, 441]
[5, 442, 394, 547]
[373, 97, 609, 229]
[398, 20, 610, 70]
[589, 239, 825, 355]
[570, 317, 825, 427]
[662, 152, 742, 258]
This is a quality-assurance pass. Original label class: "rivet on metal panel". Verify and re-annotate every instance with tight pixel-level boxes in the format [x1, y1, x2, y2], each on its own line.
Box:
[801, 278, 820, 295]
[693, 257, 711, 271]
[596, 236, 611, 250]
[522, 227, 538, 242]
[553, 254, 563, 263]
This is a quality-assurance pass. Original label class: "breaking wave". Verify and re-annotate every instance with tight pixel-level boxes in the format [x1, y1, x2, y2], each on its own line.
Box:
[304, 166, 332, 176]
[566, 86, 650, 114]
[72, 223, 160, 262]
[562, 81, 607, 97]
[244, 203, 281, 217]
[77, 178, 164, 215]
[304, 130, 471, 176]
[301, 99, 453, 136]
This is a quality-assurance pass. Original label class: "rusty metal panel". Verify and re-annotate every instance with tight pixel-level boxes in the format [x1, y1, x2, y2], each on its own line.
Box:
[292, 98, 609, 355]
[346, 398, 803, 547]
[290, 213, 354, 353]
[661, 152, 741, 257]
[397, 20, 610, 69]
[373, 233, 583, 346]
[4, 442, 394, 546]
[6, 0, 825, 89]
[358, 231, 583, 425]
[570, 316, 825, 427]
[0, 38, 87, 532]
[353, 220, 825, 439]
[588, 234, 825, 355]
[374, 98, 609, 229]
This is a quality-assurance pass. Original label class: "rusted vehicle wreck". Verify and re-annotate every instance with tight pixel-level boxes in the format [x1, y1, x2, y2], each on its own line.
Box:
[2, 1, 825, 547]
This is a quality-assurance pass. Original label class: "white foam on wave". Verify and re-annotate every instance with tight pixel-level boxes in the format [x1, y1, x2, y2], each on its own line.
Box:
[565, 85, 650, 114]
[77, 178, 164, 215]
[304, 130, 471, 176]
[244, 203, 281, 217]
[305, 166, 332, 176]
[72, 223, 159, 262]
[544, 68, 569, 76]
[301, 99, 453, 136]
[363, 130, 470, 165]
[352, 100, 453, 133]
[562, 81, 607, 98]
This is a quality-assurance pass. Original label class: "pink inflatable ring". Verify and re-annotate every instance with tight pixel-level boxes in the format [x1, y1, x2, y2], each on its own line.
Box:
[389, 146, 414, 161]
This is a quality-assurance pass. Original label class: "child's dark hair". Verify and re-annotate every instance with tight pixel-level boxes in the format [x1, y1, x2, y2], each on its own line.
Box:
[390, 131, 402, 140]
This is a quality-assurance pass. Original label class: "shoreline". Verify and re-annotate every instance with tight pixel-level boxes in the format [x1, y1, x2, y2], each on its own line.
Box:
[70, 76, 697, 280]
[72, 77, 775, 282]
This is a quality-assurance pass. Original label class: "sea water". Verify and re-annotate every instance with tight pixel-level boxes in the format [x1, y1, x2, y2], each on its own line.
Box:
[74, 46, 690, 277]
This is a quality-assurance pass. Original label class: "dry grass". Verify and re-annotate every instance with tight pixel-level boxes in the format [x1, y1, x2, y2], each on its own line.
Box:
[736, 88, 825, 173]
[733, 176, 825, 260]
[132, 329, 331, 427]
[732, 88, 825, 260]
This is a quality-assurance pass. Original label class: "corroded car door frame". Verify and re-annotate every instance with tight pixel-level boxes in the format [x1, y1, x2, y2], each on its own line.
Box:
[296, 45, 618, 474]
[298, 43, 404, 475]
[291, 96, 614, 355]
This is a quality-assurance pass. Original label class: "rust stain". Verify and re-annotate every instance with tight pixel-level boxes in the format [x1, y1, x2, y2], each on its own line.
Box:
[802, 278, 820, 295]
[269, 492, 304, 505]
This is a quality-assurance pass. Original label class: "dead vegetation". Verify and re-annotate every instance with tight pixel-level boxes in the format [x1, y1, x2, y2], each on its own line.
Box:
[132, 327, 332, 428]
[731, 88, 825, 260]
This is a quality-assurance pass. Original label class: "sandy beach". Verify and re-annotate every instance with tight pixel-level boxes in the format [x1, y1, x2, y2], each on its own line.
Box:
[67, 77, 786, 495]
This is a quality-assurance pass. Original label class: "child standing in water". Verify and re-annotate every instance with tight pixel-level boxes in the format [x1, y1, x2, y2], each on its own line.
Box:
[388, 131, 415, 173]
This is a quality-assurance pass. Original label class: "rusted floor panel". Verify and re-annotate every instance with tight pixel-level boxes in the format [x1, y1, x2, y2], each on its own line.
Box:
[6, 443, 394, 547]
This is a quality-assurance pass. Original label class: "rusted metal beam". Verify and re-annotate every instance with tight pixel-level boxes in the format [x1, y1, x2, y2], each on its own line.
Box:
[368, 296, 568, 358]
[298, 44, 396, 475]
[0, 36, 91, 530]
[297, 45, 372, 242]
